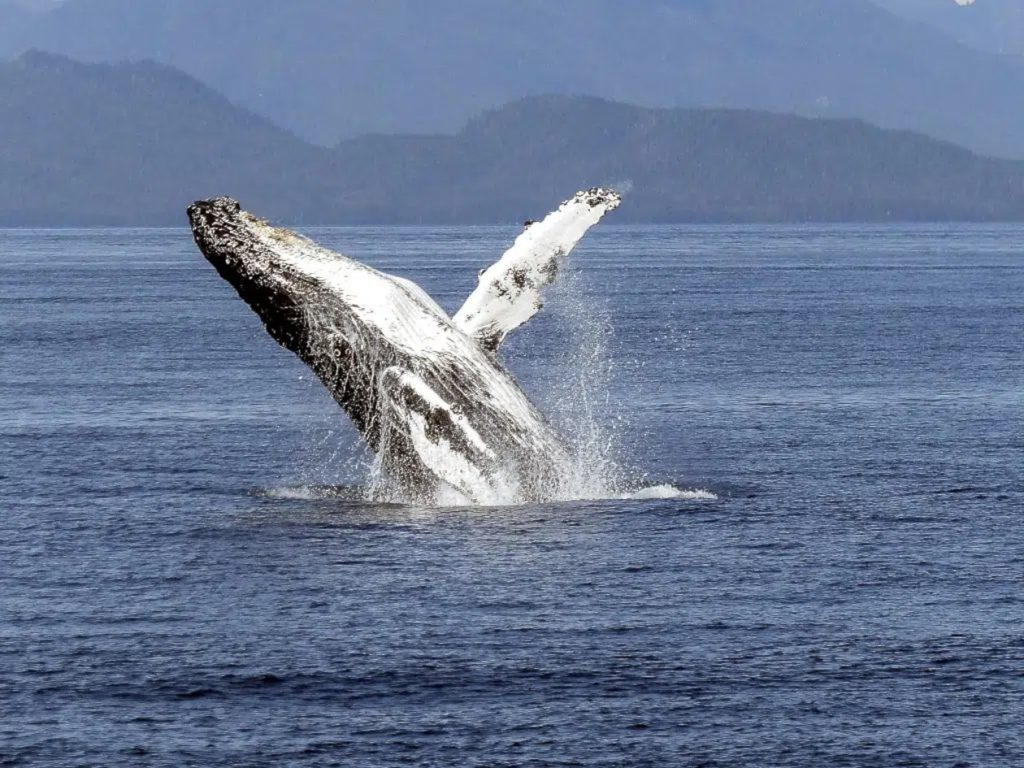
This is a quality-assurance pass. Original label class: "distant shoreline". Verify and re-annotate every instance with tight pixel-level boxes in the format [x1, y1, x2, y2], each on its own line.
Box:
[5, 219, 1024, 230]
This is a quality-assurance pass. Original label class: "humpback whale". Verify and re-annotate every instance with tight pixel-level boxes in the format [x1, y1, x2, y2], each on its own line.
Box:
[188, 188, 621, 505]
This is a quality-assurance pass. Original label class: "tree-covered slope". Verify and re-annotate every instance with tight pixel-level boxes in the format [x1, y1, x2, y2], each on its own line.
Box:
[4, 0, 1024, 159]
[2, 55, 1023, 225]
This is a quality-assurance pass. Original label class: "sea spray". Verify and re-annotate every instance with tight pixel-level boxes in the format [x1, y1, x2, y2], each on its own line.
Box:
[509, 264, 629, 501]
[287, 243, 696, 506]
[190, 191, 670, 507]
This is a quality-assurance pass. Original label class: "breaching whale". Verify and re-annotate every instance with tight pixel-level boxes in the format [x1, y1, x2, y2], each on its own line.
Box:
[188, 189, 620, 505]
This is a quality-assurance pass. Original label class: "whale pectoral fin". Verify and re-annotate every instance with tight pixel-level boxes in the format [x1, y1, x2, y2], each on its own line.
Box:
[452, 187, 621, 352]
[378, 367, 501, 504]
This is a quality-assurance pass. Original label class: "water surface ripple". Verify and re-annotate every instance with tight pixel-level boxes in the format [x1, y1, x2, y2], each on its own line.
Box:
[1, 224, 1022, 766]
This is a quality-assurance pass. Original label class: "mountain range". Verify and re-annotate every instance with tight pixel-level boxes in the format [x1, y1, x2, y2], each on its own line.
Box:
[2, 0, 1024, 159]
[3, 51, 1024, 226]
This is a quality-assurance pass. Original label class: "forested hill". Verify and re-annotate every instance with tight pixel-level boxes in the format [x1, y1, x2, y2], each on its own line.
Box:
[0, 51, 335, 225]
[2, 53, 1024, 226]
[5, 0, 1024, 159]
[334, 95, 1024, 224]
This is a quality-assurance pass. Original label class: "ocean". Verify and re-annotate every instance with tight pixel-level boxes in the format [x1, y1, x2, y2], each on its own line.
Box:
[1, 224, 1022, 766]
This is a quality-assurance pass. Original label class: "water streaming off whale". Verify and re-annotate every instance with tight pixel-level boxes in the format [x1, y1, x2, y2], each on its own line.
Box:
[188, 189, 699, 505]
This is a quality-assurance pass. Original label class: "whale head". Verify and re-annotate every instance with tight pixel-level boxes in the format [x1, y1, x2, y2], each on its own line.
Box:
[188, 197, 312, 346]
[188, 197, 451, 354]
[187, 197, 405, 438]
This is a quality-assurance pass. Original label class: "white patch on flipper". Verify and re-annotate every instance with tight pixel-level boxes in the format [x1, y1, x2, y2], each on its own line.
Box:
[379, 367, 516, 505]
[453, 187, 621, 351]
[405, 411, 521, 506]
[390, 369, 496, 460]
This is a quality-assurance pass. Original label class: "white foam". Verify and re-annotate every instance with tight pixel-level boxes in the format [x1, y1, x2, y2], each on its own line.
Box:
[262, 483, 717, 506]
[261, 485, 365, 501]
[624, 485, 719, 501]
[263, 486, 321, 500]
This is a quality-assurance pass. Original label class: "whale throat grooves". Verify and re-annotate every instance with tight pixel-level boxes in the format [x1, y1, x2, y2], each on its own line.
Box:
[187, 188, 621, 505]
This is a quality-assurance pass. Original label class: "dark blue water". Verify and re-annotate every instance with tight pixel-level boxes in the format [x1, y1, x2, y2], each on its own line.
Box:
[2, 225, 1022, 767]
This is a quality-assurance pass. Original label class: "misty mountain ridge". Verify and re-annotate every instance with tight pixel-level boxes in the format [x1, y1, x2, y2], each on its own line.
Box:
[873, 0, 1024, 57]
[3, 0, 1024, 159]
[0, 50, 333, 224]
[3, 51, 1024, 226]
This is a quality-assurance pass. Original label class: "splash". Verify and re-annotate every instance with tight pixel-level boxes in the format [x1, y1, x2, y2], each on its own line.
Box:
[624, 485, 718, 501]
[191, 189, 703, 508]
[504, 260, 628, 502]
[262, 483, 717, 505]
[306, 258, 705, 507]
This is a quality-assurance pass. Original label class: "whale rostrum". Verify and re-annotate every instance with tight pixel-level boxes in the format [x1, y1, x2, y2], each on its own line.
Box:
[188, 188, 621, 504]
